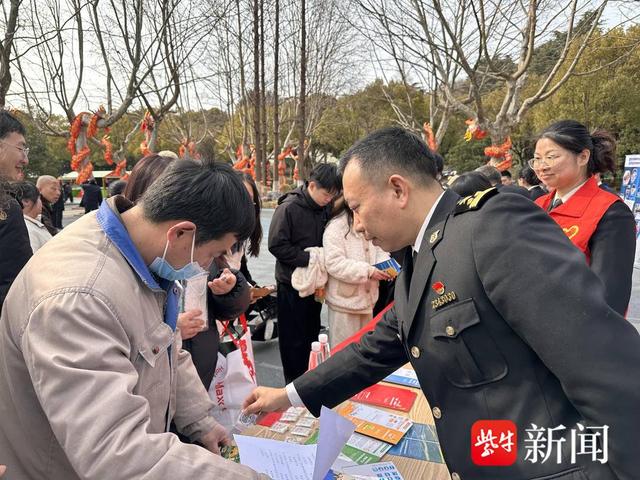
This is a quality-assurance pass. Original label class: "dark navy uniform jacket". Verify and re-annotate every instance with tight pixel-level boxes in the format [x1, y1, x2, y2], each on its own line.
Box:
[295, 188, 640, 480]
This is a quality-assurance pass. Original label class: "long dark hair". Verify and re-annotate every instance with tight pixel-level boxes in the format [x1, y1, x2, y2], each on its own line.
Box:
[241, 172, 262, 257]
[330, 196, 354, 239]
[122, 154, 175, 203]
[537, 120, 616, 176]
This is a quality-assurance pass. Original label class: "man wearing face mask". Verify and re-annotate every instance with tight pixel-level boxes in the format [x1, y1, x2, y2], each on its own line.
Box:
[0, 160, 270, 479]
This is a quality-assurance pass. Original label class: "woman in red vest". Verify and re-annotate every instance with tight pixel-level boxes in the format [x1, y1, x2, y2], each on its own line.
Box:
[532, 120, 635, 315]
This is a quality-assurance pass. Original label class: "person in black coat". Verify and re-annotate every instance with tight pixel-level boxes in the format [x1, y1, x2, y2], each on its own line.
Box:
[63, 182, 73, 203]
[80, 178, 103, 213]
[180, 260, 252, 389]
[0, 111, 32, 312]
[476, 164, 530, 197]
[245, 127, 640, 480]
[268, 164, 341, 383]
[0, 189, 32, 311]
[36, 175, 62, 235]
[51, 187, 65, 229]
[518, 165, 547, 201]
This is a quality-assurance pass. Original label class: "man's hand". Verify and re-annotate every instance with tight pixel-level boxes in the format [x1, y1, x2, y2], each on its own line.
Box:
[177, 309, 204, 339]
[0, 465, 6, 477]
[200, 423, 231, 455]
[242, 387, 292, 415]
[209, 268, 237, 295]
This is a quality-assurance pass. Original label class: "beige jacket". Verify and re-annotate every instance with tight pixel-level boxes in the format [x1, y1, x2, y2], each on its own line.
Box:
[322, 213, 389, 314]
[0, 197, 268, 480]
[23, 214, 52, 252]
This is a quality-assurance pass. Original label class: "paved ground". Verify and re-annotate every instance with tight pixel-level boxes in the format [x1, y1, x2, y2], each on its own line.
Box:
[61, 203, 640, 390]
[60, 201, 85, 227]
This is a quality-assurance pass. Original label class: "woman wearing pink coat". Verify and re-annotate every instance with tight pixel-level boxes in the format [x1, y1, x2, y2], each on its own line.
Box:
[323, 201, 392, 348]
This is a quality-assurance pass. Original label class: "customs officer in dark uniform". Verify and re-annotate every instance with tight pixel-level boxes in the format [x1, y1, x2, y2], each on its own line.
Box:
[244, 127, 640, 480]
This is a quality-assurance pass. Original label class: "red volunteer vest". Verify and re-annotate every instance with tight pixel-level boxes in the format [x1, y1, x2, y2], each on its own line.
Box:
[535, 177, 619, 263]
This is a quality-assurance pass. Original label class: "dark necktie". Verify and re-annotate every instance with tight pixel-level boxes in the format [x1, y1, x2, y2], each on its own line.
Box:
[405, 249, 418, 284]
[549, 198, 563, 211]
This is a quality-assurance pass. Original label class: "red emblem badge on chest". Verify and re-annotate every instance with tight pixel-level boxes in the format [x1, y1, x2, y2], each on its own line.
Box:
[432, 281, 445, 295]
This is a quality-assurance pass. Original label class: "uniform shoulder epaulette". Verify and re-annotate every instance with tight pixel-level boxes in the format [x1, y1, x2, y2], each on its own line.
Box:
[454, 187, 499, 215]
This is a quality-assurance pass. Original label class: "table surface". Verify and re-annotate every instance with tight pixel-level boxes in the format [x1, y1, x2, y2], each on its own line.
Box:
[243, 366, 452, 480]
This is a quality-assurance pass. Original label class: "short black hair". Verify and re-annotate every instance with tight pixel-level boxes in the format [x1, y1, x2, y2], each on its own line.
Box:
[501, 170, 512, 178]
[308, 163, 341, 193]
[142, 159, 255, 245]
[0, 110, 26, 140]
[518, 165, 541, 186]
[449, 172, 492, 198]
[474, 165, 502, 186]
[433, 153, 445, 175]
[339, 127, 438, 184]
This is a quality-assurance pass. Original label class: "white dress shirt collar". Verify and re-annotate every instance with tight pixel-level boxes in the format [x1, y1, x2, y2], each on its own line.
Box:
[413, 190, 446, 255]
[554, 178, 589, 204]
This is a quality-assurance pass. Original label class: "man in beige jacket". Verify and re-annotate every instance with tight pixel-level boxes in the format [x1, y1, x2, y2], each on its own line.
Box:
[0, 160, 269, 479]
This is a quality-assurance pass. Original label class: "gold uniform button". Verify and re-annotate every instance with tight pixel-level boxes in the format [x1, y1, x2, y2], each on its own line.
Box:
[451, 473, 461, 480]
[445, 325, 456, 336]
[432, 406, 442, 419]
[411, 346, 421, 358]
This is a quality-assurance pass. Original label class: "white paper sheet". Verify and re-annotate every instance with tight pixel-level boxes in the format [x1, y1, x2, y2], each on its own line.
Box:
[235, 435, 317, 479]
[235, 406, 355, 480]
[314, 406, 356, 480]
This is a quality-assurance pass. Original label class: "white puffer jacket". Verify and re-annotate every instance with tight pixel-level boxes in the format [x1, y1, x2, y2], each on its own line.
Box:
[323, 212, 390, 313]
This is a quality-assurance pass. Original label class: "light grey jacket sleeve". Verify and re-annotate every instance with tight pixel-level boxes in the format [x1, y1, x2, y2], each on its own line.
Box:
[172, 343, 217, 441]
[21, 290, 269, 480]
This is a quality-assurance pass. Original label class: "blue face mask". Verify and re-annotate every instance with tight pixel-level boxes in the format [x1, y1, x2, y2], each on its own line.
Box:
[149, 230, 206, 281]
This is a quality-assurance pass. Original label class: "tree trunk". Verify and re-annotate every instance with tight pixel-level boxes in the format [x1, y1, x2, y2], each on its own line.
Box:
[260, 0, 268, 191]
[148, 120, 160, 153]
[0, 0, 20, 108]
[297, 0, 307, 184]
[236, 0, 249, 160]
[253, 0, 263, 184]
[272, 0, 281, 191]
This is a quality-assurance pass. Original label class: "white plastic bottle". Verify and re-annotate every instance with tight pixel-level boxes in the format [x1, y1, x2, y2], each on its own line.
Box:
[308, 341, 323, 371]
[318, 333, 331, 362]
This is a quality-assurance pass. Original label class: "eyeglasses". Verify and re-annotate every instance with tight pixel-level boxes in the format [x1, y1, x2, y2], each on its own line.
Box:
[0, 140, 29, 157]
[528, 154, 561, 169]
